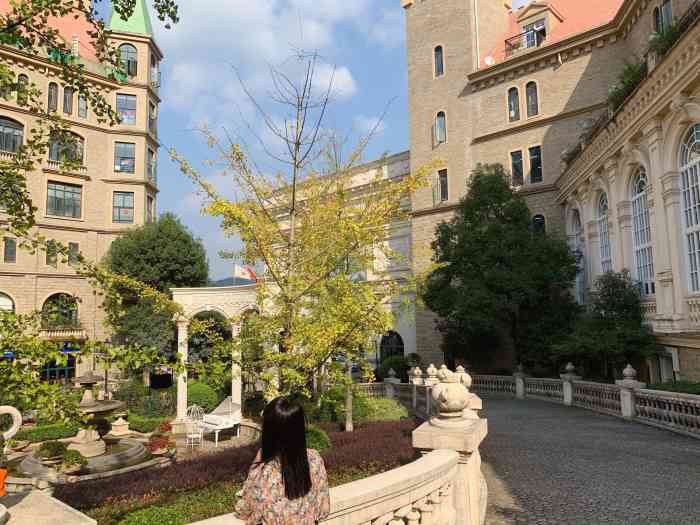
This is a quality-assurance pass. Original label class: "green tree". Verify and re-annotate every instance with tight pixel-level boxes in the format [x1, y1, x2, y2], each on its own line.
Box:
[551, 270, 659, 381]
[105, 213, 209, 293]
[422, 163, 579, 372]
[104, 213, 208, 353]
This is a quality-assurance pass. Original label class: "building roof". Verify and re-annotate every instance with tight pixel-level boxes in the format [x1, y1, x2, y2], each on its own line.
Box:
[108, 0, 154, 36]
[482, 0, 624, 67]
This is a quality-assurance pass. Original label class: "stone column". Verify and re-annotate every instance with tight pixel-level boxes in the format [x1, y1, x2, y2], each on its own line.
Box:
[560, 362, 581, 406]
[231, 322, 242, 408]
[411, 367, 423, 411]
[615, 364, 646, 419]
[413, 367, 488, 525]
[661, 171, 685, 320]
[384, 368, 400, 398]
[617, 200, 634, 272]
[174, 319, 189, 432]
[513, 364, 525, 400]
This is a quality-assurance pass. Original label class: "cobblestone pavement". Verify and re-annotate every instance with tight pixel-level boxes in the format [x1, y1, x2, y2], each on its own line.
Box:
[480, 398, 700, 525]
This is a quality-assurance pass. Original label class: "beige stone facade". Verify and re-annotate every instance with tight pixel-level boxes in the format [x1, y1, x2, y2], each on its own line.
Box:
[397, 0, 700, 380]
[0, 17, 161, 377]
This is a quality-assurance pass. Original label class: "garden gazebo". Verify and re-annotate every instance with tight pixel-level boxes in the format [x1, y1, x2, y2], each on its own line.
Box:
[170, 283, 257, 431]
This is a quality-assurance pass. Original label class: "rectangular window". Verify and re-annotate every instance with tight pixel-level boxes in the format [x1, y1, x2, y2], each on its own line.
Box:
[113, 191, 134, 223]
[63, 87, 73, 115]
[3, 237, 16, 263]
[78, 94, 87, 118]
[511, 151, 524, 186]
[46, 239, 57, 267]
[116, 94, 137, 125]
[438, 169, 448, 202]
[114, 142, 136, 173]
[147, 147, 156, 182]
[148, 100, 157, 134]
[41, 356, 76, 382]
[68, 242, 79, 265]
[146, 195, 154, 223]
[529, 146, 543, 183]
[47, 83, 58, 112]
[47, 181, 82, 218]
[523, 19, 546, 48]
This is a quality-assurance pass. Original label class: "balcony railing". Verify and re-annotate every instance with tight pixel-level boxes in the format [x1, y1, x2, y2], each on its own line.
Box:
[505, 29, 546, 57]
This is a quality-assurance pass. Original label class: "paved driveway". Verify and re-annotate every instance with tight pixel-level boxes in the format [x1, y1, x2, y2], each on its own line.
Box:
[480, 398, 700, 525]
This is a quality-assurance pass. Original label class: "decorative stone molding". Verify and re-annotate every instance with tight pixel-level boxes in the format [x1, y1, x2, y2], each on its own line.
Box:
[0, 406, 21, 441]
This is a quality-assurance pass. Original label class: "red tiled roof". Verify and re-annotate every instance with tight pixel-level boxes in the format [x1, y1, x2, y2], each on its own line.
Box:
[0, 0, 99, 61]
[482, 0, 625, 67]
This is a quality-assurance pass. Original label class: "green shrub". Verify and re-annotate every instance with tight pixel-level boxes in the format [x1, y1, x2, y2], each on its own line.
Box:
[15, 422, 79, 443]
[38, 440, 68, 459]
[314, 386, 370, 426]
[305, 425, 331, 451]
[243, 392, 266, 418]
[128, 413, 169, 434]
[61, 449, 87, 468]
[650, 382, 700, 395]
[648, 24, 684, 57]
[137, 387, 177, 417]
[114, 377, 149, 409]
[119, 507, 186, 525]
[607, 61, 647, 111]
[188, 381, 219, 412]
[365, 397, 408, 422]
[375, 355, 410, 382]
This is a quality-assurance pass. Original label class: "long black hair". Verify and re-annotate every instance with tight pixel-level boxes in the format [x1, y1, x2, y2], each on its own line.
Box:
[261, 396, 312, 500]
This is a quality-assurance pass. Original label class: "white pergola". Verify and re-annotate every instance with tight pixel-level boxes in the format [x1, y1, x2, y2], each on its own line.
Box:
[170, 284, 257, 425]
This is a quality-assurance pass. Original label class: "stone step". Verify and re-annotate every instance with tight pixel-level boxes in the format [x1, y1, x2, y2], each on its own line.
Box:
[1, 491, 95, 525]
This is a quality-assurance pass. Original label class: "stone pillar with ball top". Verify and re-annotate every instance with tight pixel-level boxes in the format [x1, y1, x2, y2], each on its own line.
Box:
[560, 362, 581, 406]
[412, 367, 488, 525]
[615, 364, 646, 418]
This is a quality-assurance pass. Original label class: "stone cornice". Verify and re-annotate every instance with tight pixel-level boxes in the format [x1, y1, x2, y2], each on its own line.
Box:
[556, 22, 700, 203]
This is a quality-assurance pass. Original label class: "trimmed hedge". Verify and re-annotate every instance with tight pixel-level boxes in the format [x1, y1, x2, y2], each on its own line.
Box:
[15, 422, 80, 443]
[650, 382, 700, 395]
[188, 381, 219, 412]
[127, 414, 169, 434]
[305, 425, 331, 451]
[119, 507, 186, 525]
[365, 397, 408, 422]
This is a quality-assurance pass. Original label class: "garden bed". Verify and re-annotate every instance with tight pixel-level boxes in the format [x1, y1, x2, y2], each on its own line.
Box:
[54, 419, 417, 525]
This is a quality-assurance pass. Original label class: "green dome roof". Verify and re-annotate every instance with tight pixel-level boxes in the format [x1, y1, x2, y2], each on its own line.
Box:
[109, 0, 153, 36]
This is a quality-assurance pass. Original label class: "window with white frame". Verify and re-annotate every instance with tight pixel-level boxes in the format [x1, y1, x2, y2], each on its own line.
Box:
[680, 123, 700, 291]
[631, 168, 655, 296]
[508, 87, 520, 122]
[598, 192, 612, 273]
[435, 111, 446, 144]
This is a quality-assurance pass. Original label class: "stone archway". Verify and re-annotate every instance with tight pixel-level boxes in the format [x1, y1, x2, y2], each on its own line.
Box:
[170, 284, 257, 426]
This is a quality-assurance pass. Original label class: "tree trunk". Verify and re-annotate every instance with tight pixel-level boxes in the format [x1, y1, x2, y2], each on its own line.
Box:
[344, 362, 353, 432]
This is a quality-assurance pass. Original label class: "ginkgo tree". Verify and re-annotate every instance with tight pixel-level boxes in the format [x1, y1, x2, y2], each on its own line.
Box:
[172, 53, 436, 417]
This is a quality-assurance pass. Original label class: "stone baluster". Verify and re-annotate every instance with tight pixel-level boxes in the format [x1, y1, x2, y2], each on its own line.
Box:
[513, 363, 526, 399]
[615, 364, 646, 418]
[428, 489, 443, 523]
[372, 512, 394, 525]
[416, 497, 434, 525]
[560, 362, 581, 406]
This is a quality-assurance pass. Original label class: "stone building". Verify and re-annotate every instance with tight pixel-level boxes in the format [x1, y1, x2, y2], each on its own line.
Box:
[0, 0, 161, 379]
[399, 0, 700, 381]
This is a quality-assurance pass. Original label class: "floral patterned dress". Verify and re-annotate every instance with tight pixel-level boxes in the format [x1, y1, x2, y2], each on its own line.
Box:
[235, 449, 330, 525]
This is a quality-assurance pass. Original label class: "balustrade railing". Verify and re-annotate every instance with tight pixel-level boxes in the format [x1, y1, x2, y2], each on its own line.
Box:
[355, 382, 386, 398]
[472, 375, 515, 395]
[524, 377, 564, 402]
[635, 389, 700, 437]
[395, 382, 413, 409]
[572, 381, 622, 416]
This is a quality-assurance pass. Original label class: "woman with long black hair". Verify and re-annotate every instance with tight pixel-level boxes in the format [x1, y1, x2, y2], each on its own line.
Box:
[235, 396, 330, 525]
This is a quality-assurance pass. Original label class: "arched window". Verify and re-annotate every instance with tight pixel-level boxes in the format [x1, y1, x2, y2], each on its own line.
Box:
[63, 86, 73, 115]
[680, 123, 700, 291]
[41, 293, 79, 329]
[598, 193, 613, 273]
[16, 74, 28, 106]
[0, 292, 14, 312]
[526, 81, 539, 117]
[47, 82, 58, 112]
[435, 111, 446, 144]
[434, 45, 444, 77]
[508, 87, 520, 122]
[570, 210, 585, 304]
[532, 214, 546, 233]
[48, 131, 84, 163]
[0, 117, 23, 153]
[631, 168, 655, 296]
[379, 331, 404, 362]
[119, 43, 138, 77]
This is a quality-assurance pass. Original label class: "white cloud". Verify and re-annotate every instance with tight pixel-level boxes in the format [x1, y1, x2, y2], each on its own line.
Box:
[364, 9, 405, 48]
[312, 64, 357, 101]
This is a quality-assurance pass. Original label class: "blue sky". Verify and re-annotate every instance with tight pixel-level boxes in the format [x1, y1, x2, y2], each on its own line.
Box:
[108, 0, 529, 280]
